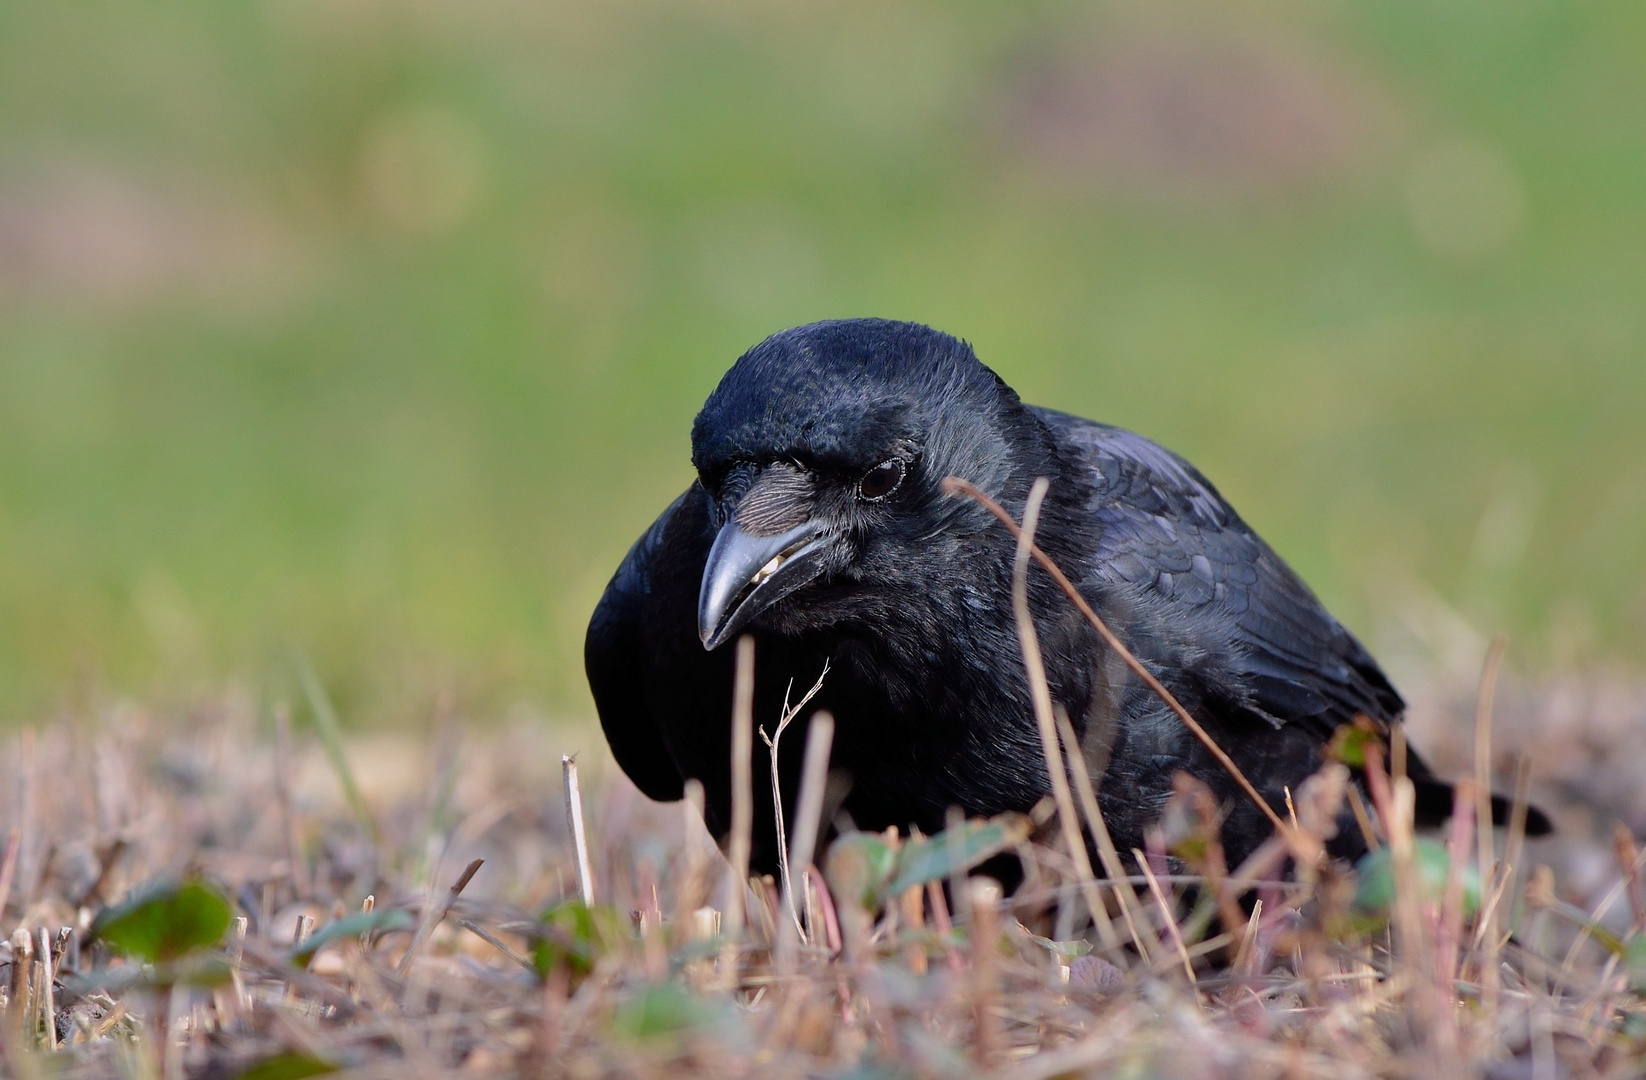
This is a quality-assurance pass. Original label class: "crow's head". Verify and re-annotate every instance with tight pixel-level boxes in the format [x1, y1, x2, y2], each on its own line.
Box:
[690, 318, 1065, 649]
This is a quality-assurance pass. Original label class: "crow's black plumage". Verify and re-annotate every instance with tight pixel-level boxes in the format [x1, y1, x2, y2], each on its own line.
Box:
[586, 319, 1550, 875]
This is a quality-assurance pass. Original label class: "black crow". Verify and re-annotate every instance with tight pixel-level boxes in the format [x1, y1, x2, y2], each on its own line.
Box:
[586, 318, 1550, 875]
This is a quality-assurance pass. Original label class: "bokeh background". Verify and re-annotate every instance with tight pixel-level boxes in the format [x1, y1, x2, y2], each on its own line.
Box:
[2, 0, 1643, 726]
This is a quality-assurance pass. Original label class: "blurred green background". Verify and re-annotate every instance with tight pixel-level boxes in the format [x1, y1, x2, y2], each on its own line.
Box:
[1, 0, 1642, 724]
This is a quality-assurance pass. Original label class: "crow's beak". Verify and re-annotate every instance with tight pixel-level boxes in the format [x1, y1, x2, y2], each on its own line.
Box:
[698, 517, 830, 650]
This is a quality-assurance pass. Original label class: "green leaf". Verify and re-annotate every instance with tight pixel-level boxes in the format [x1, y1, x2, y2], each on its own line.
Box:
[823, 832, 897, 910]
[291, 909, 413, 967]
[609, 983, 708, 1042]
[1353, 839, 1480, 922]
[234, 1052, 339, 1080]
[532, 900, 628, 979]
[1326, 720, 1384, 769]
[884, 815, 1030, 900]
[92, 879, 234, 964]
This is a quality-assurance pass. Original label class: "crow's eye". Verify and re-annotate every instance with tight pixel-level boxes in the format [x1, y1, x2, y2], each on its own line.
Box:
[857, 460, 903, 501]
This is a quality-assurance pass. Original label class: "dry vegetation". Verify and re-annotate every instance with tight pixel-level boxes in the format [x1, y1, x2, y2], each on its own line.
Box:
[2, 495, 1644, 1079]
[0, 667, 1643, 1080]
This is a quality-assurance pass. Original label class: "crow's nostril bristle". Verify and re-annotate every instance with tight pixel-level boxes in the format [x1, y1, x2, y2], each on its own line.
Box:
[735, 462, 815, 537]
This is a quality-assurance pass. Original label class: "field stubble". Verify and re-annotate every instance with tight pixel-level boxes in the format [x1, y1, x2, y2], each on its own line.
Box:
[4, 495, 1646, 1080]
[0, 660, 1643, 1078]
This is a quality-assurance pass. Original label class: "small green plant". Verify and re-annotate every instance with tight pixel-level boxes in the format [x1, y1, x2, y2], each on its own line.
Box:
[1352, 838, 1481, 924]
[825, 814, 1030, 913]
[234, 1052, 340, 1080]
[92, 877, 234, 965]
[289, 908, 412, 969]
[532, 899, 630, 980]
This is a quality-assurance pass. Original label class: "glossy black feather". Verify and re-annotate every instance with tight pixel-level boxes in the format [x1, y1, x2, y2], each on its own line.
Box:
[585, 319, 1550, 876]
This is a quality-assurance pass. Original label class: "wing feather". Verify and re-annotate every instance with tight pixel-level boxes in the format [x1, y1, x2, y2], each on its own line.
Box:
[1035, 408, 1404, 738]
[584, 492, 692, 801]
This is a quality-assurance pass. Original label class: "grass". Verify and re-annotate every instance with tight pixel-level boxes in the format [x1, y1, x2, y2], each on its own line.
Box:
[4, 1, 1646, 1072]
[2, 681, 1644, 1078]
[3, 497, 1645, 1077]
[3, 0, 1646, 717]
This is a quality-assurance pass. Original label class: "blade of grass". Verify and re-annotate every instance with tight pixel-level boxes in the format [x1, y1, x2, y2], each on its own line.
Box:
[295, 657, 377, 842]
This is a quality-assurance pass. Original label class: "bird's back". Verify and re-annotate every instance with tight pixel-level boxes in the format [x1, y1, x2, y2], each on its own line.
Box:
[1034, 407, 1405, 737]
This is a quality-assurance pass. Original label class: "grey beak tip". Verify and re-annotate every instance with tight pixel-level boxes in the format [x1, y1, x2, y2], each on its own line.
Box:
[697, 517, 828, 653]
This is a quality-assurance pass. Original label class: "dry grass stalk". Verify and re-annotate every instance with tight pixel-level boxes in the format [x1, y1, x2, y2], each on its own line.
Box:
[9, 926, 33, 1050]
[1134, 849, 1195, 982]
[1346, 785, 1380, 853]
[1436, 779, 1475, 1053]
[35, 927, 55, 1051]
[228, 915, 249, 1013]
[1055, 709, 1150, 964]
[1009, 478, 1124, 956]
[721, 635, 757, 987]
[562, 755, 595, 905]
[900, 881, 926, 974]
[1615, 823, 1646, 935]
[969, 877, 1003, 1066]
[0, 653, 1637, 1078]
[0, 828, 20, 927]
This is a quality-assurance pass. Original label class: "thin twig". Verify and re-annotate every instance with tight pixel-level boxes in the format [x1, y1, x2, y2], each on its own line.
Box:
[777, 711, 835, 971]
[397, 858, 484, 976]
[1437, 779, 1476, 1051]
[458, 919, 538, 974]
[73, 838, 127, 910]
[760, 660, 830, 942]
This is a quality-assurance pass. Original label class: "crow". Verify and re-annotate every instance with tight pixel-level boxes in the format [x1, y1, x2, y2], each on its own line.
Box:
[586, 318, 1550, 876]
